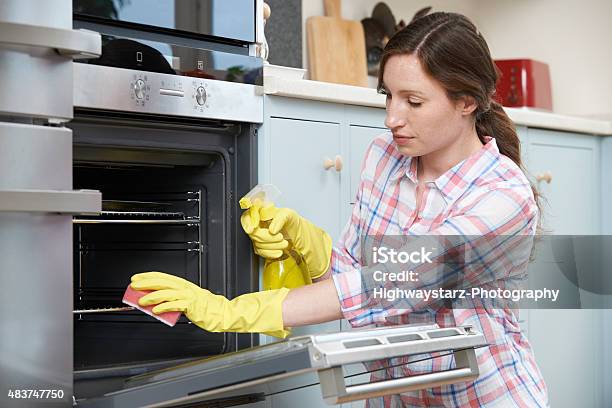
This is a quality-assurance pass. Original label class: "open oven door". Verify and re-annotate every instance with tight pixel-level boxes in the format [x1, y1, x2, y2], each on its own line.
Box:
[75, 324, 486, 407]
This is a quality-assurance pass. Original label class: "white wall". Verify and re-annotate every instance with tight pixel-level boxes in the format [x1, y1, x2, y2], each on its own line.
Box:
[301, 0, 612, 118]
[301, 0, 479, 83]
[474, 0, 612, 118]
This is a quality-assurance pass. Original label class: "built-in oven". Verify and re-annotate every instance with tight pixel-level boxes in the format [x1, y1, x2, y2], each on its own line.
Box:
[65, 0, 265, 398]
[69, 17, 264, 401]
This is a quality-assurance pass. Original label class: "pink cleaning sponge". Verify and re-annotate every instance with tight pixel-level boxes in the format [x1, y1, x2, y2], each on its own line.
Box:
[122, 285, 182, 327]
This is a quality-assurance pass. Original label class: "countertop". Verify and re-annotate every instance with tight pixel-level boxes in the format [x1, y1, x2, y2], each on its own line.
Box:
[264, 76, 612, 136]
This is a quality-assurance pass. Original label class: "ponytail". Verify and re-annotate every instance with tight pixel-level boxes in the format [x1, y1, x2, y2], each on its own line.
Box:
[476, 100, 542, 232]
[475, 100, 520, 166]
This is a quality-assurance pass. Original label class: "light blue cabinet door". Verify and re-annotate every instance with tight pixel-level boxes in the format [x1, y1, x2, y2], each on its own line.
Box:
[344, 108, 387, 196]
[602, 137, 612, 406]
[268, 117, 343, 241]
[342, 106, 387, 235]
[525, 128, 600, 234]
[343, 125, 387, 231]
[514, 126, 531, 338]
[602, 137, 612, 234]
[263, 117, 343, 408]
[523, 128, 602, 408]
[347, 126, 386, 202]
[516, 125, 529, 165]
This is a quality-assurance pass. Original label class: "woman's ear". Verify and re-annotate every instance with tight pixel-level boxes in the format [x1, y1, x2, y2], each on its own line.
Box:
[457, 95, 478, 116]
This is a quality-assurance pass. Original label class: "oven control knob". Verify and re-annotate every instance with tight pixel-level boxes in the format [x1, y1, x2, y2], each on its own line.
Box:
[134, 79, 146, 100]
[195, 86, 207, 106]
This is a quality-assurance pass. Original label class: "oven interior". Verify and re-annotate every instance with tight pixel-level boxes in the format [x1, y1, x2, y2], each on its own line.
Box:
[70, 115, 256, 378]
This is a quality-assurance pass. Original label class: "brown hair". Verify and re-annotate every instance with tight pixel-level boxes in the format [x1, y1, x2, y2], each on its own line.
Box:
[377, 12, 541, 227]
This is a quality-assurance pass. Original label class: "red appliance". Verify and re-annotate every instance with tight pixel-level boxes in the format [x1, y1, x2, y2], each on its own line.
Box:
[494, 59, 553, 110]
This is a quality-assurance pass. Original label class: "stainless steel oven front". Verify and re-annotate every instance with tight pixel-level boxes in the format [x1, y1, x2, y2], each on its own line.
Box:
[70, 35, 264, 400]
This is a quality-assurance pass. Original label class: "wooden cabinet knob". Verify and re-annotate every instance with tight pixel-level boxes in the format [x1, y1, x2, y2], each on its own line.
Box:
[263, 2, 271, 21]
[324, 155, 343, 171]
[535, 171, 553, 184]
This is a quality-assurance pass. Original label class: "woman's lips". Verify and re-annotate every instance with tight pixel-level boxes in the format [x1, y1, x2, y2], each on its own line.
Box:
[393, 134, 415, 146]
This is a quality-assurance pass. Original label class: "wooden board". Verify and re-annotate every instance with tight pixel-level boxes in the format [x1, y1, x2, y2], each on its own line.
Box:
[307, 16, 368, 87]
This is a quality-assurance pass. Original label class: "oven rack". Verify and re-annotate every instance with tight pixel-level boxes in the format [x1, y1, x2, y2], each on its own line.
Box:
[74, 192, 201, 225]
[77, 241, 202, 252]
[73, 306, 135, 314]
[73, 211, 200, 225]
[75, 288, 146, 316]
[98, 210, 186, 217]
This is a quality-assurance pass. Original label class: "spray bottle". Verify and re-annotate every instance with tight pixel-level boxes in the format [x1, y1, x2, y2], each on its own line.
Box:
[239, 184, 311, 290]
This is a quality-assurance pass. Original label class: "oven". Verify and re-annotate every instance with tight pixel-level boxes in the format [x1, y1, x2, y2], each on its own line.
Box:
[1, 0, 265, 404]
[68, 10, 265, 399]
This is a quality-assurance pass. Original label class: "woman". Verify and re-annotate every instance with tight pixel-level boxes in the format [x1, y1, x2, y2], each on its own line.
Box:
[131, 12, 549, 407]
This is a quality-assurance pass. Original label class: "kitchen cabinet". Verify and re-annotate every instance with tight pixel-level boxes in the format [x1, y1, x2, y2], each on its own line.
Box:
[603, 137, 612, 235]
[267, 116, 343, 240]
[515, 126, 530, 336]
[259, 96, 387, 244]
[602, 136, 612, 406]
[258, 97, 345, 358]
[525, 128, 600, 234]
[342, 107, 389, 220]
[259, 96, 387, 407]
[521, 128, 604, 408]
[260, 116, 345, 408]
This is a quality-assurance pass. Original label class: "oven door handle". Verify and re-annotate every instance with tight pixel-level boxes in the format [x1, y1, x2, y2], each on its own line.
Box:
[0, 21, 101, 59]
[317, 347, 479, 405]
[0, 189, 101, 215]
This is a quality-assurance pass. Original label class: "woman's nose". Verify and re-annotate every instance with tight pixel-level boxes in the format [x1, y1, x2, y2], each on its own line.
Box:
[384, 108, 407, 130]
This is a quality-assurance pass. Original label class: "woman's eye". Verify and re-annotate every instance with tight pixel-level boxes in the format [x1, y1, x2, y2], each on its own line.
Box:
[408, 101, 422, 107]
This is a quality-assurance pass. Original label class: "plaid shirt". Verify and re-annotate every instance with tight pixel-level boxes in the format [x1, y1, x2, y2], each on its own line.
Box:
[331, 133, 549, 407]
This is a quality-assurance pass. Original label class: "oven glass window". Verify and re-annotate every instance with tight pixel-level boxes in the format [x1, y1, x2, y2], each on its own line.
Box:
[74, 0, 256, 43]
[77, 34, 263, 84]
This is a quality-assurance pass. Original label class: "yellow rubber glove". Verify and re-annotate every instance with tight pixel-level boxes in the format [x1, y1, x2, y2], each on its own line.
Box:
[239, 201, 288, 257]
[269, 208, 332, 280]
[241, 203, 332, 281]
[130, 272, 291, 338]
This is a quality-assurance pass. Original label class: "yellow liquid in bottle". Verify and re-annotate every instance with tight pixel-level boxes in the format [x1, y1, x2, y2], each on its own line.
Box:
[259, 205, 312, 290]
[262, 253, 307, 291]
